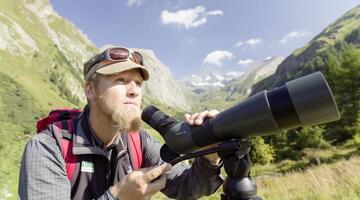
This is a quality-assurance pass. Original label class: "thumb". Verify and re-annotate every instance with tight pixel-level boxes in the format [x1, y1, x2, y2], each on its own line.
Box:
[143, 163, 172, 183]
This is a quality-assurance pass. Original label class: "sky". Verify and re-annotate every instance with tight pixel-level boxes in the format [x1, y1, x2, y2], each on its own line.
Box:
[49, 0, 360, 79]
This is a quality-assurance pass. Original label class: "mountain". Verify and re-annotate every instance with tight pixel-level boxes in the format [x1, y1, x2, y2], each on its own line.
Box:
[251, 5, 360, 95]
[0, 0, 188, 111]
[182, 56, 284, 110]
[136, 49, 189, 111]
[229, 56, 284, 96]
[182, 70, 245, 89]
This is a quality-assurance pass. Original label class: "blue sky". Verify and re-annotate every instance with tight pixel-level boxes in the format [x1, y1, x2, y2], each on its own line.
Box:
[50, 0, 359, 79]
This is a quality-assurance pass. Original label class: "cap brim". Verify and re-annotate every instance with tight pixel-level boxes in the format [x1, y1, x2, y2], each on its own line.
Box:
[96, 60, 149, 81]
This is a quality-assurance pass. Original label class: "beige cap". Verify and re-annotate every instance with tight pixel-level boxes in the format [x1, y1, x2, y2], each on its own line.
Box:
[83, 48, 150, 81]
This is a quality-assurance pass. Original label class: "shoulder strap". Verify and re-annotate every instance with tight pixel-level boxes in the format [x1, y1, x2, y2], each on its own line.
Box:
[50, 118, 78, 182]
[60, 118, 78, 181]
[60, 136, 77, 181]
[128, 131, 142, 170]
[37, 108, 81, 133]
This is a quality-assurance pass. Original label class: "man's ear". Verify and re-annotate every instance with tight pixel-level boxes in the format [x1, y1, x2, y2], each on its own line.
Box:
[85, 81, 96, 101]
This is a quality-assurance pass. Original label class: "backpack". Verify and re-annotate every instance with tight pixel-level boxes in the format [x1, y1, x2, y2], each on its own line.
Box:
[36, 108, 143, 181]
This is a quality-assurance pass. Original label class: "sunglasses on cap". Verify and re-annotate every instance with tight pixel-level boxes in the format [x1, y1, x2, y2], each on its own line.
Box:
[87, 47, 144, 68]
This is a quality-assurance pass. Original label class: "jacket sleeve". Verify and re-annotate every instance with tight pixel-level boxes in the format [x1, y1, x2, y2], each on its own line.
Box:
[140, 131, 224, 200]
[18, 133, 71, 200]
[18, 133, 117, 200]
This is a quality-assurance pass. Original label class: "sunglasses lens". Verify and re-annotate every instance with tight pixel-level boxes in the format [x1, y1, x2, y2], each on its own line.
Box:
[133, 52, 144, 65]
[109, 48, 129, 60]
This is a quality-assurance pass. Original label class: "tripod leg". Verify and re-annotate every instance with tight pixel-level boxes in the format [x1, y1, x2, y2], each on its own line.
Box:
[221, 151, 263, 200]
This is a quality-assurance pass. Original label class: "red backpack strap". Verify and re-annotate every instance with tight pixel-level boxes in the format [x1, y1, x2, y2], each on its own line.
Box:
[38, 108, 81, 181]
[60, 136, 77, 181]
[51, 118, 78, 182]
[37, 108, 81, 132]
[128, 131, 142, 170]
[60, 118, 78, 181]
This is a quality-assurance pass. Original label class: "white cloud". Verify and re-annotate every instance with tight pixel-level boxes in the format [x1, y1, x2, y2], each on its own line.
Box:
[245, 38, 262, 46]
[235, 38, 262, 47]
[161, 6, 223, 29]
[207, 10, 224, 16]
[237, 59, 254, 66]
[203, 50, 233, 66]
[280, 30, 312, 44]
[127, 0, 142, 7]
[234, 41, 243, 47]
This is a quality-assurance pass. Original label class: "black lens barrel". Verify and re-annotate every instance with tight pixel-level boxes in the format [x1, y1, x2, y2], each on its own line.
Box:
[267, 86, 301, 130]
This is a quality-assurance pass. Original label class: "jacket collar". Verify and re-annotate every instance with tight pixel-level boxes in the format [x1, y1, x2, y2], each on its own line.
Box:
[72, 106, 127, 158]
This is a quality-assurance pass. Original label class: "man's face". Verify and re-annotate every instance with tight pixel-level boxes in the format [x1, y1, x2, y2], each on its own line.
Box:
[88, 69, 144, 132]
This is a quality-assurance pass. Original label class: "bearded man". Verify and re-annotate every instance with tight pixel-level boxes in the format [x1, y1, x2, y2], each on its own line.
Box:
[18, 46, 223, 200]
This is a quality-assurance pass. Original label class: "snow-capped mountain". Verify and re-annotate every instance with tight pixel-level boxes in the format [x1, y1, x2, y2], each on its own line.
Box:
[182, 56, 284, 92]
[181, 56, 284, 110]
[182, 70, 245, 89]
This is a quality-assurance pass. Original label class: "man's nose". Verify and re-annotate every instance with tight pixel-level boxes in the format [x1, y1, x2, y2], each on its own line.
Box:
[127, 81, 140, 97]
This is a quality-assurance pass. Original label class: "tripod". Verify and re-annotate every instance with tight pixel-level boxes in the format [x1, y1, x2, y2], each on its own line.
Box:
[163, 139, 262, 200]
[218, 139, 261, 200]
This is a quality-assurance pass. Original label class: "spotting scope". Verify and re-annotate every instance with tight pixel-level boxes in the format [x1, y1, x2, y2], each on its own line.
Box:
[142, 72, 340, 155]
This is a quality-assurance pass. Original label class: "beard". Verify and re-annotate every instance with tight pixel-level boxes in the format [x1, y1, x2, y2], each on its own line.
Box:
[110, 104, 142, 133]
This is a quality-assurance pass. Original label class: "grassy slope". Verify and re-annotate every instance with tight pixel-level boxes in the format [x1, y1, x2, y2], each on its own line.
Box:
[152, 145, 360, 200]
[256, 156, 360, 200]
[0, 0, 89, 197]
[153, 155, 360, 200]
[293, 5, 360, 57]
[0, 72, 43, 198]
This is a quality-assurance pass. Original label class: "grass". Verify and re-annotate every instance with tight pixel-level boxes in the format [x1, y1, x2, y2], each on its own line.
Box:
[152, 155, 360, 200]
[0, 72, 43, 198]
[151, 145, 360, 200]
[256, 156, 360, 200]
[0, 123, 31, 199]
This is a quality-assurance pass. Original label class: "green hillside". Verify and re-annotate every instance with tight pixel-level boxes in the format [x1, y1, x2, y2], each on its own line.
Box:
[0, 1, 185, 197]
[0, 0, 96, 197]
[251, 5, 360, 94]
[248, 4, 360, 164]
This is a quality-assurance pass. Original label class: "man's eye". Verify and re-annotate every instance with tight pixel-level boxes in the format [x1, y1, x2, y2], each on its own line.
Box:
[136, 81, 143, 87]
[115, 78, 127, 84]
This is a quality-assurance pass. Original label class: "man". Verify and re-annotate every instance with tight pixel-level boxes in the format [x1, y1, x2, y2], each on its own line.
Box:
[18, 46, 223, 200]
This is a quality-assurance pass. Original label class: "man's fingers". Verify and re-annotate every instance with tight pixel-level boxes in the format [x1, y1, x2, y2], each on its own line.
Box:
[206, 109, 219, 118]
[193, 110, 209, 125]
[144, 163, 172, 183]
[186, 109, 219, 125]
[188, 112, 199, 125]
[184, 113, 191, 122]
[145, 174, 167, 194]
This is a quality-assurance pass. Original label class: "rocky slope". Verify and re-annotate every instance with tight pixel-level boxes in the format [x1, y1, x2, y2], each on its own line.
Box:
[137, 49, 189, 110]
[0, 0, 188, 111]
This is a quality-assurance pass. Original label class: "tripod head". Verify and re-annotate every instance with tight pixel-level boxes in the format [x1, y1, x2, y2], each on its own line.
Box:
[162, 139, 261, 200]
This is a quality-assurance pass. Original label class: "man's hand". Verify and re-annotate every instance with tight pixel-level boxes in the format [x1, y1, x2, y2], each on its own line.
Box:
[110, 163, 172, 200]
[184, 110, 222, 165]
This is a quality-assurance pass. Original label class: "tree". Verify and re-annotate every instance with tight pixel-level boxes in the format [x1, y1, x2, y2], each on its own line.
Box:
[250, 137, 275, 164]
[294, 126, 330, 149]
[325, 43, 360, 142]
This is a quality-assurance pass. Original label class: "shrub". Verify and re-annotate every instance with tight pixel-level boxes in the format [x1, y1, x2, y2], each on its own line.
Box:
[250, 137, 275, 164]
[294, 126, 330, 149]
[353, 133, 360, 145]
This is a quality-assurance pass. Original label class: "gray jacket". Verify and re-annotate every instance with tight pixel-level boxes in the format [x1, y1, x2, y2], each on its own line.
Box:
[18, 107, 223, 200]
